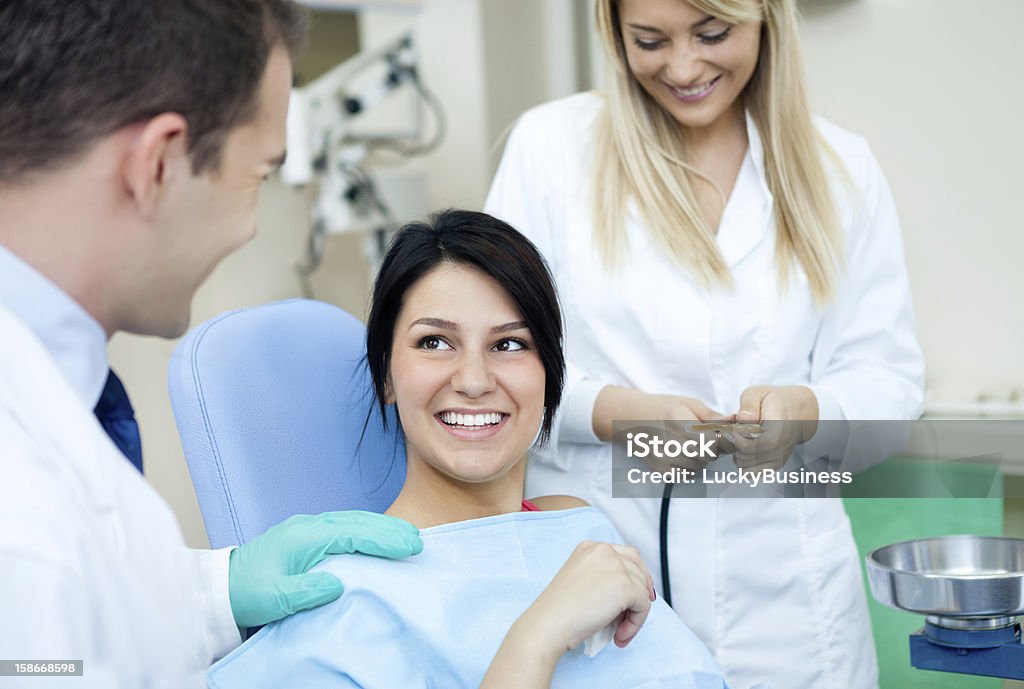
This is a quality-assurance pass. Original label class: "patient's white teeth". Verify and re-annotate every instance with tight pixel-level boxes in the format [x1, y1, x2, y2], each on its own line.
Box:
[439, 411, 506, 426]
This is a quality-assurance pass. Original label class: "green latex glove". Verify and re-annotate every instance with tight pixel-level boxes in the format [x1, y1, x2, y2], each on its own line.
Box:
[228, 511, 422, 628]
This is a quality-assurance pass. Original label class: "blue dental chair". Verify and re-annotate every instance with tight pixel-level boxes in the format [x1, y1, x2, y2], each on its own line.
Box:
[168, 299, 406, 549]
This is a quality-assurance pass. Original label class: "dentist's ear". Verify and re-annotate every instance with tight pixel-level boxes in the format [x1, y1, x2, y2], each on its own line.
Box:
[122, 113, 189, 220]
[384, 377, 395, 405]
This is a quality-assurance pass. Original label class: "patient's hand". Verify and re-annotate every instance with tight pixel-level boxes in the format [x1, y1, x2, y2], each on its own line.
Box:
[524, 541, 656, 652]
[480, 542, 655, 689]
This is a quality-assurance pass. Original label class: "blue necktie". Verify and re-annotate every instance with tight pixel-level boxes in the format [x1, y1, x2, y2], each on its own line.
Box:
[94, 369, 143, 474]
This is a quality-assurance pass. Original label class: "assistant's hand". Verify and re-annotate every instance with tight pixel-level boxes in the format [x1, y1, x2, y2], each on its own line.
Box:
[727, 385, 819, 471]
[592, 386, 731, 442]
[228, 511, 422, 628]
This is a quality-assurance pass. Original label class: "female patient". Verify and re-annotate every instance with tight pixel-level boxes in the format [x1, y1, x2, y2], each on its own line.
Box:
[207, 210, 732, 689]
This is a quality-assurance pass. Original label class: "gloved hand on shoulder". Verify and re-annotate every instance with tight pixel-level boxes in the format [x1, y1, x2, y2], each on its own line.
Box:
[228, 510, 422, 628]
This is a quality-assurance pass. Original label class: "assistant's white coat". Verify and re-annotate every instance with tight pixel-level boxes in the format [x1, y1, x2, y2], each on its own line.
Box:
[485, 92, 925, 689]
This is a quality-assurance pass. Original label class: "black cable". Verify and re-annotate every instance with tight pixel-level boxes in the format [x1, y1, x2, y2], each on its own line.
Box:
[659, 481, 674, 609]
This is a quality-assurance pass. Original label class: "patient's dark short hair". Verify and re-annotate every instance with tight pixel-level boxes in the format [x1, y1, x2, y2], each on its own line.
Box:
[366, 209, 566, 446]
[0, 0, 308, 184]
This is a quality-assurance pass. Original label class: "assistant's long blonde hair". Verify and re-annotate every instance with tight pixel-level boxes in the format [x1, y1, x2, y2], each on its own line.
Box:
[593, 0, 843, 302]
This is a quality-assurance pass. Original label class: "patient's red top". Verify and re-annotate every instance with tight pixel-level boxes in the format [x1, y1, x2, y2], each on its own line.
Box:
[520, 500, 540, 512]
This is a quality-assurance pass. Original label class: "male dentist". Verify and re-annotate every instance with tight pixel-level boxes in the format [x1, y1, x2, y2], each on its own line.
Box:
[0, 1, 421, 686]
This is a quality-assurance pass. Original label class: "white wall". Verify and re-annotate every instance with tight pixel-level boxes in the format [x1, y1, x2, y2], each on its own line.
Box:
[799, 0, 1024, 407]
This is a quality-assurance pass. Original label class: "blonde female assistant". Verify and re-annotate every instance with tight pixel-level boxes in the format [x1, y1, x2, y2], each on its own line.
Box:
[484, 1, 925, 687]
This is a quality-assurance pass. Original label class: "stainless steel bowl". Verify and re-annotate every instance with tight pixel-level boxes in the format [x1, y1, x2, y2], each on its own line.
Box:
[867, 536, 1024, 622]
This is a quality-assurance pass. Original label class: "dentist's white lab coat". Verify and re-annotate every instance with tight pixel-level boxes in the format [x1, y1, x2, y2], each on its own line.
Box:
[485, 93, 924, 689]
[0, 304, 239, 687]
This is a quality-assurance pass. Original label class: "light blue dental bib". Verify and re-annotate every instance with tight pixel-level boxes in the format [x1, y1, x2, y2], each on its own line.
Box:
[208, 508, 729, 689]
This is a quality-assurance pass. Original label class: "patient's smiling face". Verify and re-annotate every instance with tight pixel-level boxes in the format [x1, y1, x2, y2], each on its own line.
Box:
[388, 262, 546, 488]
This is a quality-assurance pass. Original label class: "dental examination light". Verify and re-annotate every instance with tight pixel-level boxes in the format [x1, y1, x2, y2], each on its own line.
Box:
[281, 30, 444, 296]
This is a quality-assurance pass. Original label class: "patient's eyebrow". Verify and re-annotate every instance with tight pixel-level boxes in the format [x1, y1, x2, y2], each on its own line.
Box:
[410, 317, 458, 331]
[490, 321, 528, 335]
[408, 318, 529, 335]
